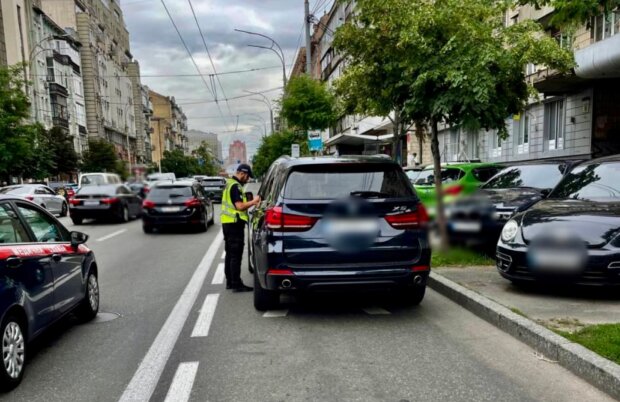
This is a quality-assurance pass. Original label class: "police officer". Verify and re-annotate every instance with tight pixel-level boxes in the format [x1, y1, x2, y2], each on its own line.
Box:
[221, 164, 261, 292]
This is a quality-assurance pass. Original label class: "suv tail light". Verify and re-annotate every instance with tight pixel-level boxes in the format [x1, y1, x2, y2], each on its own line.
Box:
[142, 199, 156, 209]
[265, 206, 318, 232]
[101, 197, 119, 204]
[444, 185, 464, 196]
[185, 198, 201, 208]
[69, 198, 82, 206]
[385, 205, 429, 229]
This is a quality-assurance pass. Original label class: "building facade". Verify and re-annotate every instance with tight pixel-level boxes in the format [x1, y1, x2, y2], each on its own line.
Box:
[436, 5, 620, 165]
[149, 89, 188, 168]
[227, 140, 247, 166]
[186, 130, 223, 167]
[42, 0, 138, 164]
[0, 5, 7, 66]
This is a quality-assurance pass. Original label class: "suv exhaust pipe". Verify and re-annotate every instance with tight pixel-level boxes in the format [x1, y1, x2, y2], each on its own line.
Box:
[281, 279, 292, 288]
[413, 275, 423, 286]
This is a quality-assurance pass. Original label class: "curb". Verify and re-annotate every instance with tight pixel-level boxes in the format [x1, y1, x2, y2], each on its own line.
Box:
[428, 272, 620, 400]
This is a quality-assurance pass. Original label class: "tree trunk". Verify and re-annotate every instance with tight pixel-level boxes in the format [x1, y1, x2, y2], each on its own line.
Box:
[392, 109, 401, 164]
[430, 118, 449, 250]
[416, 122, 425, 165]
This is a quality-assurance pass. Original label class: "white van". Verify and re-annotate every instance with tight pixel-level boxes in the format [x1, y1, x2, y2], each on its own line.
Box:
[79, 173, 122, 188]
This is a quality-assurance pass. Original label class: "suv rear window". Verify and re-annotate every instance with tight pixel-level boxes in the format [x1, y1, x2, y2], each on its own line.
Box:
[149, 186, 193, 198]
[415, 168, 464, 185]
[283, 165, 414, 200]
[202, 180, 225, 187]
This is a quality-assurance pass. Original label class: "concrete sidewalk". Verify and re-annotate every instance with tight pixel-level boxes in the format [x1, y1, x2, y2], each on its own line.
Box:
[434, 265, 620, 331]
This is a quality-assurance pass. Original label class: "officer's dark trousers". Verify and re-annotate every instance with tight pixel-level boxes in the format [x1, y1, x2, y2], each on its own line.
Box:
[223, 221, 246, 288]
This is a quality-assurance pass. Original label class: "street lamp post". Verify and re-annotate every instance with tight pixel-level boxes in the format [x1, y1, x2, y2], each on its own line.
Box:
[234, 29, 287, 89]
[245, 90, 274, 135]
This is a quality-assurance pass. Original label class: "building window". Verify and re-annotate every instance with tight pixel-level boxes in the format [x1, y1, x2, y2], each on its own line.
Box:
[516, 112, 530, 154]
[544, 99, 565, 150]
[491, 130, 502, 158]
[593, 9, 620, 42]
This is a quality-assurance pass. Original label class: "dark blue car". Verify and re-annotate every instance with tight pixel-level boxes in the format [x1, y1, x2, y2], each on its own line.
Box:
[0, 196, 99, 390]
[248, 156, 431, 310]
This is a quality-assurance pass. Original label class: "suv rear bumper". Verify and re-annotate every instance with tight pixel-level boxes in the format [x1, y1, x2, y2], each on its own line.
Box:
[263, 267, 429, 292]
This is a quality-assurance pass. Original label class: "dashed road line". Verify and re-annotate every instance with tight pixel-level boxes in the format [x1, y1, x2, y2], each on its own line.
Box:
[96, 229, 127, 242]
[211, 263, 225, 285]
[191, 293, 220, 338]
[362, 307, 391, 315]
[119, 231, 223, 402]
[163, 362, 199, 402]
[263, 310, 289, 318]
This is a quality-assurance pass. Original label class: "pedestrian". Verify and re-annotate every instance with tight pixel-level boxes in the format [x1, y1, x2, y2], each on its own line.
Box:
[221, 164, 261, 292]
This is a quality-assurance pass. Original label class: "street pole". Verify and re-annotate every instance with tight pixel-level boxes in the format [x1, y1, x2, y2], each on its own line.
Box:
[234, 29, 287, 88]
[305, 0, 312, 76]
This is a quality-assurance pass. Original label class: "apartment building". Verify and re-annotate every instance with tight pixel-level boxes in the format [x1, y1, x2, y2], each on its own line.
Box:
[42, 0, 138, 164]
[0, 6, 7, 66]
[436, 5, 620, 164]
[140, 84, 153, 164]
[149, 90, 188, 167]
[186, 130, 223, 166]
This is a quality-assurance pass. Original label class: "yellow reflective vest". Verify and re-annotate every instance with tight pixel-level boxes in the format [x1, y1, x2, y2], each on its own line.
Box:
[220, 178, 248, 224]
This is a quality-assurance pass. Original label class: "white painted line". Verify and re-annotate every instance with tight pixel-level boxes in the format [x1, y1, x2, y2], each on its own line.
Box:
[362, 307, 391, 315]
[263, 310, 289, 318]
[211, 263, 225, 285]
[221, 251, 226, 259]
[163, 362, 199, 402]
[96, 229, 127, 242]
[191, 294, 219, 338]
[119, 231, 223, 402]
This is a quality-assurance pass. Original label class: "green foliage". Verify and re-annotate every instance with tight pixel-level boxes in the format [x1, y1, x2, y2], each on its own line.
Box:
[252, 131, 309, 178]
[0, 66, 42, 180]
[192, 141, 219, 176]
[46, 127, 79, 176]
[281, 75, 337, 131]
[518, 0, 620, 27]
[160, 149, 201, 178]
[559, 324, 620, 364]
[431, 247, 495, 268]
[81, 138, 121, 174]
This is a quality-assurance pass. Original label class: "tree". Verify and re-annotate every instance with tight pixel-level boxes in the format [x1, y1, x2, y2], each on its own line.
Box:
[0, 66, 44, 182]
[81, 138, 121, 174]
[334, 0, 574, 247]
[46, 127, 79, 178]
[281, 75, 337, 131]
[192, 141, 218, 176]
[252, 130, 309, 178]
[160, 149, 200, 178]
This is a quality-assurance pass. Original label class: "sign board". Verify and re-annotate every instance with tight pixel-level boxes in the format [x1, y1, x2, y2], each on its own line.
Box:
[308, 130, 323, 152]
[291, 144, 300, 158]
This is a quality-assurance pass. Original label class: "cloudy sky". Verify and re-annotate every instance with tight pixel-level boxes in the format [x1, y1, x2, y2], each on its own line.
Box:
[121, 0, 335, 160]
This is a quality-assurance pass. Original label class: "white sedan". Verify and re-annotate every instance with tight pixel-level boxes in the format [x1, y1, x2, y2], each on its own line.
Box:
[0, 184, 69, 217]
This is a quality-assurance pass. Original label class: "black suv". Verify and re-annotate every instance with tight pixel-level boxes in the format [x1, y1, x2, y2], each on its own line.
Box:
[248, 156, 431, 310]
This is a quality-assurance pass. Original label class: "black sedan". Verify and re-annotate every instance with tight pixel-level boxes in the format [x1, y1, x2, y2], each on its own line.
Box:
[141, 180, 215, 233]
[447, 161, 575, 247]
[497, 155, 620, 286]
[0, 196, 98, 390]
[199, 177, 226, 203]
[69, 184, 143, 225]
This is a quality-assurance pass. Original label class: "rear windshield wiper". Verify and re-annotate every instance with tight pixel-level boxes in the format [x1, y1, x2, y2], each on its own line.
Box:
[350, 191, 389, 198]
[169, 193, 185, 198]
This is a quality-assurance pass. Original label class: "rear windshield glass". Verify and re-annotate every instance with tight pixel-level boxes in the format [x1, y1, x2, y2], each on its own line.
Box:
[414, 168, 464, 186]
[149, 186, 193, 198]
[283, 165, 414, 200]
[550, 162, 620, 201]
[81, 175, 105, 185]
[483, 164, 564, 190]
[202, 180, 224, 186]
[0, 186, 30, 195]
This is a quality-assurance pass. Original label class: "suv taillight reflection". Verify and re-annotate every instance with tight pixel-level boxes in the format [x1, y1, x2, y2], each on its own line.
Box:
[265, 206, 318, 232]
[385, 205, 429, 229]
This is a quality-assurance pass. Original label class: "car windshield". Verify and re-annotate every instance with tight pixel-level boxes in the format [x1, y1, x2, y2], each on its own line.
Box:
[202, 180, 224, 186]
[0, 186, 30, 195]
[414, 168, 464, 186]
[81, 175, 105, 185]
[149, 186, 193, 199]
[483, 164, 565, 190]
[550, 162, 620, 201]
[283, 165, 414, 200]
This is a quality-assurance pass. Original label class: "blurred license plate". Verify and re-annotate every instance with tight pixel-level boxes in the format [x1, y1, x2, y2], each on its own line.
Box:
[530, 250, 583, 272]
[161, 206, 181, 213]
[452, 221, 481, 232]
[83, 201, 99, 206]
[328, 220, 379, 233]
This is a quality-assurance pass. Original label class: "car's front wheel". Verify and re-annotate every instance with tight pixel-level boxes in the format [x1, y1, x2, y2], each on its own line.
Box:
[0, 315, 26, 391]
[253, 270, 279, 311]
[75, 272, 99, 322]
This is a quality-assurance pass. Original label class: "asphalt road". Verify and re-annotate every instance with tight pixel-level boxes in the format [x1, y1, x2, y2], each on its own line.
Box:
[0, 195, 614, 401]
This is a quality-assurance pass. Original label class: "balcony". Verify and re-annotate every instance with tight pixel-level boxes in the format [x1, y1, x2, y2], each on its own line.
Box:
[575, 33, 620, 79]
[53, 116, 70, 129]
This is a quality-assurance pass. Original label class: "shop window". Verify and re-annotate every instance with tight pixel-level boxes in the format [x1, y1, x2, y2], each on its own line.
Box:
[544, 99, 565, 150]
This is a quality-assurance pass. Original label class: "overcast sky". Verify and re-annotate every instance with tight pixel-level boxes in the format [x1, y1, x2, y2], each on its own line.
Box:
[121, 0, 335, 159]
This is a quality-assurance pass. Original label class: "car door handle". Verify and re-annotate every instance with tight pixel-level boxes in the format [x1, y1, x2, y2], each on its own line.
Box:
[6, 257, 23, 269]
[51, 254, 62, 263]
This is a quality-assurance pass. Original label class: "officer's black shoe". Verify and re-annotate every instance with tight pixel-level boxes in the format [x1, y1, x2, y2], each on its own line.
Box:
[226, 284, 232, 289]
[232, 284, 253, 292]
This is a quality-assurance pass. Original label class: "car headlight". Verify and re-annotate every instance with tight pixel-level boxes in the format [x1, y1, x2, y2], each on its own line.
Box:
[501, 219, 519, 243]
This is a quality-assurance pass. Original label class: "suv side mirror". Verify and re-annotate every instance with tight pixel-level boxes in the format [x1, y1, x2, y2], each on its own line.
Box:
[70, 231, 89, 248]
[245, 192, 254, 202]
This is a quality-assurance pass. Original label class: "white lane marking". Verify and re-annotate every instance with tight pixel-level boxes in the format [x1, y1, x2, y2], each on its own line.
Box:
[263, 310, 289, 318]
[163, 362, 199, 402]
[211, 263, 225, 285]
[191, 294, 220, 338]
[96, 229, 127, 242]
[221, 251, 226, 259]
[362, 307, 391, 315]
[119, 231, 224, 402]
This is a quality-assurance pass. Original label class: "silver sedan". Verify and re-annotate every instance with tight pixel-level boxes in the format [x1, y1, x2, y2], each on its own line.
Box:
[0, 184, 69, 217]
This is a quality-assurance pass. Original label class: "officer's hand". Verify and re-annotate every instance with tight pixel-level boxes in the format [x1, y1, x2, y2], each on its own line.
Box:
[253, 195, 262, 205]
